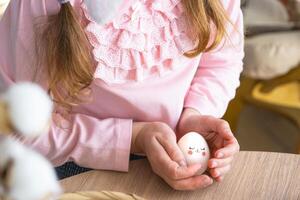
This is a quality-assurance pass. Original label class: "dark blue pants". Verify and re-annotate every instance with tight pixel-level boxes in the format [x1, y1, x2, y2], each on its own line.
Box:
[55, 154, 146, 180]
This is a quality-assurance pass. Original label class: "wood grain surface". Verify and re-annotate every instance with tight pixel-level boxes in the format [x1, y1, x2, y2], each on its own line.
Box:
[60, 151, 300, 200]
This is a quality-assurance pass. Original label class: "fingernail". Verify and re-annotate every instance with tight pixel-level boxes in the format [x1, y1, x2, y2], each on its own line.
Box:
[211, 161, 217, 168]
[217, 153, 224, 158]
[217, 176, 224, 182]
[204, 177, 213, 186]
[179, 160, 187, 167]
[214, 171, 219, 177]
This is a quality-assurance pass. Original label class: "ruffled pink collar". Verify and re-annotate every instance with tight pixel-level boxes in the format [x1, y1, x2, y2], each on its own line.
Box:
[80, 0, 195, 84]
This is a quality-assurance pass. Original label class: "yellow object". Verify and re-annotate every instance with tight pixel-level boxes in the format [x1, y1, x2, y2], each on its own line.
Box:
[252, 82, 300, 109]
[59, 191, 145, 200]
[223, 77, 257, 131]
[224, 66, 300, 153]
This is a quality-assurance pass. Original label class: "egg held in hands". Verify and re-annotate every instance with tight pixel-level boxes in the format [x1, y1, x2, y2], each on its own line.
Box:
[178, 132, 210, 175]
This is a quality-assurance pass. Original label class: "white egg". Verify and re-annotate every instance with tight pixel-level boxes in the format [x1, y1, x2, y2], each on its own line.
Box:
[178, 132, 210, 175]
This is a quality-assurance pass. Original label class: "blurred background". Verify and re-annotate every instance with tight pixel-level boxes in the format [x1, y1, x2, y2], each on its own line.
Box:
[224, 0, 300, 154]
[0, 0, 299, 154]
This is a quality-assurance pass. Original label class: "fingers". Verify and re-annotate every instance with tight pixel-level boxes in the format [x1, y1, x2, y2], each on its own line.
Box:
[209, 135, 224, 151]
[208, 157, 233, 168]
[146, 125, 222, 191]
[208, 157, 233, 182]
[209, 165, 231, 179]
[157, 134, 186, 166]
[201, 117, 235, 141]
[151, 138, 201, 180]
[150, 137, 213, 190]
[156, 132, 208, 180]
[197, 117, 239, 158]
[215, 176, 224, 182]
[215, 120, 235, 141]
[164, 175, 213, 191]
[215, 139, 240, 159]
[172, 164, 203, 180]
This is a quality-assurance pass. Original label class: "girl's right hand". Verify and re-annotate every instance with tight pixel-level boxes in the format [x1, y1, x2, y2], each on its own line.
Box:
[132, 122, 213, 191]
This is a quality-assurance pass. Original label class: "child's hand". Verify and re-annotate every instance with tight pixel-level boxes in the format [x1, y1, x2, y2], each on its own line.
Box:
[177, 108, 240, 182]
[132, 122, 213, 190]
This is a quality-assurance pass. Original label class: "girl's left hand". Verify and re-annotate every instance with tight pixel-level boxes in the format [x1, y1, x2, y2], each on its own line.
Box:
[177, 108, 240, 182]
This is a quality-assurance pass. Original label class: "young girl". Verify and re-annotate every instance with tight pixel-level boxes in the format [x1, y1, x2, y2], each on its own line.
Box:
[0, 0, 243, 190]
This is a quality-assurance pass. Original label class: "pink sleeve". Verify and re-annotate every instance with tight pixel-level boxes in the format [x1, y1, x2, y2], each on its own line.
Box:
[26, 114, 133, 172]
[0, 0, 133, 172]
[184, 0, 244, 118]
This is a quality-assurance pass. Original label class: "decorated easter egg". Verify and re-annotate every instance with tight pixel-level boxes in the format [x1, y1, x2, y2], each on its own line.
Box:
[178, 132, 210, 175]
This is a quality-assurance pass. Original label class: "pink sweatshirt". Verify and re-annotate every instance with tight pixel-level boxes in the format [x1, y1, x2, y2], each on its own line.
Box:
[0, 0, 244, 171]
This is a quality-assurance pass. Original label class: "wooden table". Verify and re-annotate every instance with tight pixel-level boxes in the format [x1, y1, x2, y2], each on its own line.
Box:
[60, 151, 300, 200]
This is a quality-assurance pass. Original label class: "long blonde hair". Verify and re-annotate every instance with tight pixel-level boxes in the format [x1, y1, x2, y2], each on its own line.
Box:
[36, 0, 229, 108]
[183, 0, 228, 57]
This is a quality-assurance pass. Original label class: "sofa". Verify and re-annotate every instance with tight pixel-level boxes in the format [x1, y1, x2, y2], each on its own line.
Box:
[224, 0, 300, 153]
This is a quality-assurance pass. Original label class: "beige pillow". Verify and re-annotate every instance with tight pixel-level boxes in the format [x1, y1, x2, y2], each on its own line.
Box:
[243, 31, 300, 79]
[243, 0, 289, 26]
[0, 0, 10, 19]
